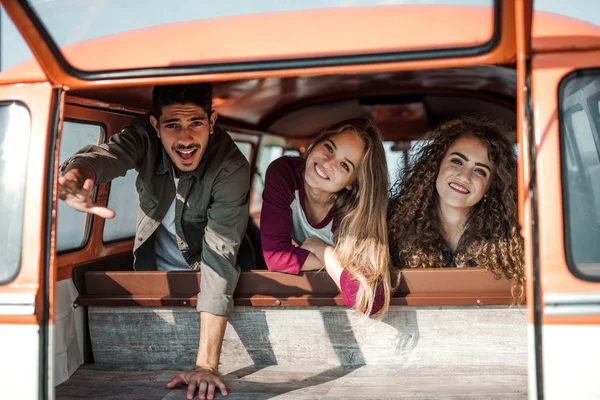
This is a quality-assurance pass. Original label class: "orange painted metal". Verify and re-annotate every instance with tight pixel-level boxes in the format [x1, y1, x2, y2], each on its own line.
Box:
[533, 51, 600, 301]
[0, 83, 54, 325]
[1, 1, 598, 89]
[543, 315, 600, 325]
[0, 315, 40, 325]
[1, 1, 516, 89]
[76, 268, 515, 307]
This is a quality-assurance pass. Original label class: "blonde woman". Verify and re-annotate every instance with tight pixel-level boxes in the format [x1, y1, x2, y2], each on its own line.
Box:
[260, 119, 392, 317]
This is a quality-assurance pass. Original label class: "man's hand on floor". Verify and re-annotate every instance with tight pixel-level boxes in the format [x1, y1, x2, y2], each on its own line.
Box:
[167, 367, 228, 400]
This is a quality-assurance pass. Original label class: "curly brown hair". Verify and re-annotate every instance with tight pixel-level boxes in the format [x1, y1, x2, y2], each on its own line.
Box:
[388, 116, 525, 302]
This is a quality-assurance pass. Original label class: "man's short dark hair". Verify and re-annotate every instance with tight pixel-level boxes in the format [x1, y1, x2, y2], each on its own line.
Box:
[152, 83, 213, 118]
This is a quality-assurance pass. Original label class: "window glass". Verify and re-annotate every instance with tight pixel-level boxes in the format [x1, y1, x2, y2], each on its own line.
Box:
[385, 140, 429, 189]
[235, 141, 252, 162]
[25, 0, 494, 72]
[535, 0, 600, 28]
[251, 145, 284, 214]
[0, 5, 34, 71]
[283, 149, 300, 157]
[103, 170, 138, 243]
[560, 74, 600, 279]
[57, 121, 103, 252]
[0, 103, 30, 284]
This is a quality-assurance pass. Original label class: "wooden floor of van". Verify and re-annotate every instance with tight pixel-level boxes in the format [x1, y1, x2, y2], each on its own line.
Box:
[56, 305, 527, 399]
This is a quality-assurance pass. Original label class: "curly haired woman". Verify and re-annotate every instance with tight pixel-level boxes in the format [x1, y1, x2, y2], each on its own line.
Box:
[261, 119, 392, 318]
[388, 117, 525, 302]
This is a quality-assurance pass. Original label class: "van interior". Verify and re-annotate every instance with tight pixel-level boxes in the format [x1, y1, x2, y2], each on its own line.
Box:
[52, 65, 528, 399]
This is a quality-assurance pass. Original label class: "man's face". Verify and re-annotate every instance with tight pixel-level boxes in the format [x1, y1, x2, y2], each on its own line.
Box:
[150, 103, 217, 173]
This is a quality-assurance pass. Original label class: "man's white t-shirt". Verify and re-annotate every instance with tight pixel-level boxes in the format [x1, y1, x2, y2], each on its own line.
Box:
[155, 176, 190, 271]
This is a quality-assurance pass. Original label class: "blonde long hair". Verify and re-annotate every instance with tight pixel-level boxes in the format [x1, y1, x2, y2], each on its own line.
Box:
[307, 119, 392, 319]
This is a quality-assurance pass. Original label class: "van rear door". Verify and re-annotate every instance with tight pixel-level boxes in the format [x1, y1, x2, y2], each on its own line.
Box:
[523, 2, 600, 399]
[0, 83, 60, 399]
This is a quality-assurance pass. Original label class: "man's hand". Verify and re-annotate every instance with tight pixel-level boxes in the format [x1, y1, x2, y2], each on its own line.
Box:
[58, 165, 115, 219]
[300, 236, 330, 263]
[167, 367, 228, 400]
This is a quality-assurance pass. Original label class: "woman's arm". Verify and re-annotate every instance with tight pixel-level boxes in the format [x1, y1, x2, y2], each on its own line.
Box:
[339, 269, 385, 316]
[260, 158, 311, 275]
[300, 253, 325, 271]
[303, 237, 384, 315]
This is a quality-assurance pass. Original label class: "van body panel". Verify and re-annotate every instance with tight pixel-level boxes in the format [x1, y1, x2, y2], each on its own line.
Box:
[0, 324, 41, 399]
[532, 52, 600, 298]
[542, 324, 600, 400]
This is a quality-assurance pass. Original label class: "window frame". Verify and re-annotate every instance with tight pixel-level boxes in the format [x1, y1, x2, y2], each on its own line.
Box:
[559, 69, 600, 283]
[56, 118, 106, 254]
[586, 92, 600, 153]
[56, 99, 138, 281]
[58, 97, 519, 306]
[13, 0, 503, 81]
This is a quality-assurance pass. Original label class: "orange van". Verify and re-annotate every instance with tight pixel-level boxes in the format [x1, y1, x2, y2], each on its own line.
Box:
[0, 1, 599, 399]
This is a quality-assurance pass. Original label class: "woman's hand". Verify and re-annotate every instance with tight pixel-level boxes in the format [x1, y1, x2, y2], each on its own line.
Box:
[300, 236, 329, 263]
[301, 237, 344, 287]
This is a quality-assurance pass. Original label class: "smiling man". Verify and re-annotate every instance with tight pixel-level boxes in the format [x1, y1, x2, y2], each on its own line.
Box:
[58, 84, 250, 400]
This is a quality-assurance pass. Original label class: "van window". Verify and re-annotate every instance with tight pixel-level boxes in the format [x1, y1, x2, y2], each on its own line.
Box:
[283, 149, 300, 157]
[251, 145, 284, 215]
[0, 5, 34, 71]
[535, 1, 600, 28]
[560, 73, 600, 279]
[25, 0, 494, 72]
[103, 170, 138, 243]
[385, 140, 428, 189]
[57, 121, 104, 252]
[0, 103, 30, 284]
[235, 141, 252, 162]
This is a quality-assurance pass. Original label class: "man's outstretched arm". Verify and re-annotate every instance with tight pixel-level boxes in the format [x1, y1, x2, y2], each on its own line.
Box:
[167, 312, 228, 400]
[58, 114, 153, 218]
[168, 153, 250, 399]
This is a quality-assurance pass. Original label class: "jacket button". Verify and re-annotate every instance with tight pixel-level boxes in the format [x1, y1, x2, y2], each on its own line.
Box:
[138, 237, 143, 241]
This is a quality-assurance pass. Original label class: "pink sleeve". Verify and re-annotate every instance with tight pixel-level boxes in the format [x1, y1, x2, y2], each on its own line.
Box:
[260, 158, 310, 275]
[340, 269, 385, 316]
